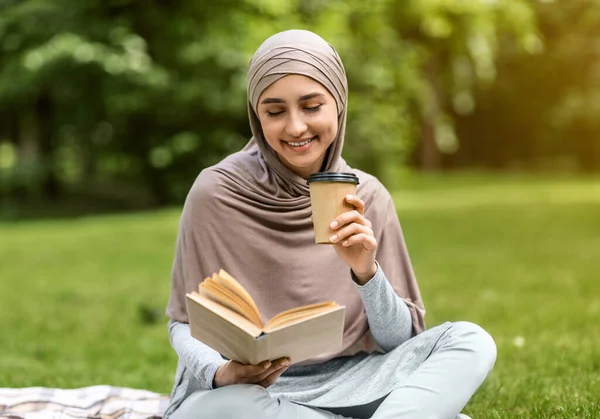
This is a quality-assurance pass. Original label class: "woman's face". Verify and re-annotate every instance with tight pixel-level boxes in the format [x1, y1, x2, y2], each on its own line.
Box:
[257, 74, 338, 179]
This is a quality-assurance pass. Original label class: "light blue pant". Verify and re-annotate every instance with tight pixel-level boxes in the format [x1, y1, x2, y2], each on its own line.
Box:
[171, 321, 496, 419]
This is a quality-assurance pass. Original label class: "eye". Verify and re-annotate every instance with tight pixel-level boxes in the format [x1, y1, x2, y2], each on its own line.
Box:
[305, 104, 323, 113]
[266, 110, 284, 117]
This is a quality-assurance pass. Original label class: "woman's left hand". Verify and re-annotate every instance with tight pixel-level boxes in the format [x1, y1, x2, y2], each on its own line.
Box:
[329, 195, 378, 285]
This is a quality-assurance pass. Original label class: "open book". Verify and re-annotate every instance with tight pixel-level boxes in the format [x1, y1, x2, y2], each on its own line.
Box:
[185, 269, 346, 365]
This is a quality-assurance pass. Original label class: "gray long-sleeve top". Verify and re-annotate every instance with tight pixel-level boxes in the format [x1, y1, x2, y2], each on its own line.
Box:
[168, 263, 413, 390]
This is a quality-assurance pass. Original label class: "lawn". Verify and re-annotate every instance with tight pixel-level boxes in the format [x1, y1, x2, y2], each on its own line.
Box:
[1, 173, 599, 418]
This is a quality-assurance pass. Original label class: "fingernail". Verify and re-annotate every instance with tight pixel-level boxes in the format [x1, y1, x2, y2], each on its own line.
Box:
[329, 235, 337, 242]
[264, 362, 271, 368]
[346, 194, 352, 200]
[330, 221, 338, 229]
[282, 361, 291, 367]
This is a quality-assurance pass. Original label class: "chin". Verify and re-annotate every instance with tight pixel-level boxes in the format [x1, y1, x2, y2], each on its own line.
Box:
[283, 159, 318, 175]
[287, 157, 318, 168]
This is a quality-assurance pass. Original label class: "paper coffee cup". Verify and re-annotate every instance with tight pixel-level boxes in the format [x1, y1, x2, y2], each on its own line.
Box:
[307, 172, 360, 244]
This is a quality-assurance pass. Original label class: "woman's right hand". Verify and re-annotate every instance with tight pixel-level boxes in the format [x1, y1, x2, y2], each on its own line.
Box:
[213, 357, 291, 388]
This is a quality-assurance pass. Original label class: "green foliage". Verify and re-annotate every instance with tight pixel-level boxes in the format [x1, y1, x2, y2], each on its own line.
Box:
[452, 0, 600, 171]
[0, 0, 541, 208]
[1, 174, 599, 417]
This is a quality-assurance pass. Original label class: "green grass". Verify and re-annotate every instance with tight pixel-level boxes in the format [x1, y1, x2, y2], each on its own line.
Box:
[1, 173, 599, 418]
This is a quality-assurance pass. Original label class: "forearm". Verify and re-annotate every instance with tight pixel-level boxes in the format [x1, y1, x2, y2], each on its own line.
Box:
[353, 264, 413, 352]
[168, 320, 228, 389]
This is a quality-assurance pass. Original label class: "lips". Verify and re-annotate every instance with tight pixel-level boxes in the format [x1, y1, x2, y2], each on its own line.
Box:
[285, 135, 317, 148]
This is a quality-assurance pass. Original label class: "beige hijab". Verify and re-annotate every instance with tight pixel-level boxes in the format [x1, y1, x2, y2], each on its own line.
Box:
[167, 30, 425, 365]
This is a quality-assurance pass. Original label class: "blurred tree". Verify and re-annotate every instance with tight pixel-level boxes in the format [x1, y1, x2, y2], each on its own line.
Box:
[386, 0, 539, 171]
[451, 0, 600, 172]
[4, 0, 595, 217]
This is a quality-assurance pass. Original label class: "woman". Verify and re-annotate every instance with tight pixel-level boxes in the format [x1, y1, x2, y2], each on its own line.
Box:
[164, 30, 496, 419]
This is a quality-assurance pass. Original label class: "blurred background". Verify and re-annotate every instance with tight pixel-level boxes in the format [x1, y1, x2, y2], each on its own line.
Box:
[0, 0, 598, 217]
[1, 1, 599, 417]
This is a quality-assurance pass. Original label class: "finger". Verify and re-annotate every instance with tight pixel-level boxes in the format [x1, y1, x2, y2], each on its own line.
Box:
[344, 194, 365, 215]
[341, 233, 377, 251]
[331, 210, 372, 230]
[252, 358, 291, 382]
[257, 365, 291, 388]
[237, 360, 273, 379]
[330, 223, 373, 244]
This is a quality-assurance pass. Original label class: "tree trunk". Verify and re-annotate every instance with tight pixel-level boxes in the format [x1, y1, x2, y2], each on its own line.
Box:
[36, 93, 60, 199]
[129, 115, 169, 207]
[420, 114, 441, 171]
[418, 59, 442, 171]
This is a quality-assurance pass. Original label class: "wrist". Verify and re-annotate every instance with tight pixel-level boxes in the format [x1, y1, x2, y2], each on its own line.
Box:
[353, 262, 378, 285]
[212, 361, 228, 388]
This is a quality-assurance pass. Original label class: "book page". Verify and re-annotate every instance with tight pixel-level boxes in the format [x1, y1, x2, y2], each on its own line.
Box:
[199, 278, 263, 328]
[264, 301, 338, 330]
[186, 292, 346, 366]
[263, 302, 340, 333]
[186, 293, 262, 365]
[187, 292, 263, 337]
[255, 306, 346, 364]
[215, 270, 262, 323]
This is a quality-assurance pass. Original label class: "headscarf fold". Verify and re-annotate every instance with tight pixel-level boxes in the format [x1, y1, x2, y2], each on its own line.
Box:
[167, 30, 425, 365]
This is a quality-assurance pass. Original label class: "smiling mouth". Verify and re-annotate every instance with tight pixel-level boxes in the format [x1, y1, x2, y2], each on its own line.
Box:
[286, 136, 317, 147]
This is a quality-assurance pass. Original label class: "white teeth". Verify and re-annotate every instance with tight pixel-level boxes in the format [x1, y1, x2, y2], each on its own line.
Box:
[288, 137, 315, 147]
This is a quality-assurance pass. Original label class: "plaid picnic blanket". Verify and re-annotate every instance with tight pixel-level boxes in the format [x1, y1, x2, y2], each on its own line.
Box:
[0, 386, 169, 419]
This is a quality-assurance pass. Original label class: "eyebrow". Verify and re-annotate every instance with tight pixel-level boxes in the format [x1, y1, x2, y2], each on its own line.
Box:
[260, 92, 325, 105]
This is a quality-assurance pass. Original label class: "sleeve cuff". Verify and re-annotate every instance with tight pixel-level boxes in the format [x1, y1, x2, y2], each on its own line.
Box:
[351, 261, 384, 291]
[205, 359, 229, 389]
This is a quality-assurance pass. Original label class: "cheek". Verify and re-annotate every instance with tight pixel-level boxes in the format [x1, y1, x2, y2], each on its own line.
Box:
[259, 119, 281, 146]
[329, 118, 338, 138]
[319, 111, 338, 140]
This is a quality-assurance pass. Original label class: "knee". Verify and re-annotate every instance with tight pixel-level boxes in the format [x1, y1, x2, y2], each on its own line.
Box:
[184, 384, 272, 419]
[450, 321, 497, 376]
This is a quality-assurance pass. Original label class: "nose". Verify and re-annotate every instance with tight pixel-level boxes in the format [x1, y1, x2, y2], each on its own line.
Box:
[285, 112, 307, 138]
